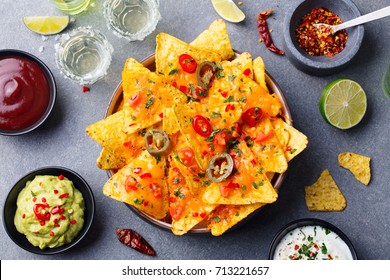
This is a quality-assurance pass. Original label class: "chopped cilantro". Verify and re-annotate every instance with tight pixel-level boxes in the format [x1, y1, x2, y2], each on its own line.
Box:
[238, 96, 247, 102]
[148, 79, 156, 84]
[168, 68, 179, 75]
[133, 198, 144, 205]
[223, 96, 235, 103]
[321, 243, 328, 254]
[227, 75, 237, 82]
[211, 112, 222, 118]
[145, 97, 155, 109]
[213, 216, 221, 223]
[325, 228, 331, 235]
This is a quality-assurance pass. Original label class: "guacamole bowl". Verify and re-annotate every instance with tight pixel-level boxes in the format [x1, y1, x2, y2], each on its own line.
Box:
[3, 166, 95, 255]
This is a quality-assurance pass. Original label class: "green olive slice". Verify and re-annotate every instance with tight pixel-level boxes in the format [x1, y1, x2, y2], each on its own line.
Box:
[196, 61, 217, 89]
[144, 129, 171, 156]
[206, 153, 234, 183]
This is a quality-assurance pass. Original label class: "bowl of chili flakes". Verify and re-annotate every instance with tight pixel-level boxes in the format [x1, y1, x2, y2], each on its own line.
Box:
[283, 0, 364, 76]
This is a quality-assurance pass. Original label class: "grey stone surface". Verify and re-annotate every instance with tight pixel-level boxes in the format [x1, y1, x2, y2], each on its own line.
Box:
[1, 0, 389, 260]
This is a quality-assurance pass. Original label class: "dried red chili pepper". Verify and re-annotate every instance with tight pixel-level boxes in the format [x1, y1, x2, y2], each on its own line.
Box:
[257, 9, 285, 55]
[115, 228, 156, 256]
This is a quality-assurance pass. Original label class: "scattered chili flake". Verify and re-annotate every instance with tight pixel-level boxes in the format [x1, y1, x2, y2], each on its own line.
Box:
[58, 174, 64, 180]
[200, 212, 207, 218]
[53, 189, 59, 194]
[33, 197, 37, 202]
[296, 7, 348, 56]
[243, 68, 251, 76]
[294, 244, 299, 250]
[59, 193, 69, 199]
[41, 197, 46, 203]
[82, 86, 90, 92]
[49, 231, 55, 236]
[70, 219, 77, 224]
[22, 213, 26, 219]
[40, 220, 45, 226]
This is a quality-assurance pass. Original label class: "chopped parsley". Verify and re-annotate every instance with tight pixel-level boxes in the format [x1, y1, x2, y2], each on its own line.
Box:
[211, 112, 222, 118]
[227, 75, 237, 82]
[168, 68, 179, 75]
[145, 97, 155, 109]
[133, 198, 144, 205]
[223, 96, 235, 103]
[213, 216, 221, 223]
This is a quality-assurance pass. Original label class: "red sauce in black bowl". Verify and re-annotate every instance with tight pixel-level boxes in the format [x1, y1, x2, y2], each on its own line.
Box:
[0, 56, 51, 131]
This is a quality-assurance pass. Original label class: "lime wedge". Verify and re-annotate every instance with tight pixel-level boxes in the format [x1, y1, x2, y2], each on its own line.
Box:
[319, 79, 367, 129]
[23, 16, 70, 35]
[211, 0, 245, 23]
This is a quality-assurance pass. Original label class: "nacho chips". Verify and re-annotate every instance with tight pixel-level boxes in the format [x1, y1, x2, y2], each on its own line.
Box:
[86, 19, 308, 236]
[338, 152, 371, 186]
[305, 169, 346, 211]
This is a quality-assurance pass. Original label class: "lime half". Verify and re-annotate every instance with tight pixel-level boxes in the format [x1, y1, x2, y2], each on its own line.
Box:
[23, 16, 70, 35]
[319, 79, 367, 129]
[211, 0, 245, 23]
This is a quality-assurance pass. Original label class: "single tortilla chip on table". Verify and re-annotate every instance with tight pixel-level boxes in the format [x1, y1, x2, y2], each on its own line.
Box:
[190, 19, 235, 60]
[305, 169, 346, 211]
[208, 203, 265, 236]
[338, 152, 371, 186]
[102, 150, 168, 220]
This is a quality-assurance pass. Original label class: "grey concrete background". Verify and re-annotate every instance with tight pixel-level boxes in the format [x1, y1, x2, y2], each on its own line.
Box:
[1, 0, 389, 260]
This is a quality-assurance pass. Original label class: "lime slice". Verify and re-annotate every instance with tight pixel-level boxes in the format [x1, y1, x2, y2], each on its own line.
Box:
[23, 16, 70, 35]
[211, 0, 245, 23]
[319, 79, 367, 129]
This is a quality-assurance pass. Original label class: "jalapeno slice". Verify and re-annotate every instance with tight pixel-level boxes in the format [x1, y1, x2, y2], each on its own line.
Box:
[196, 61, 217, 89]
[144, 129, 171, 156]
[206, 153, 234, 183]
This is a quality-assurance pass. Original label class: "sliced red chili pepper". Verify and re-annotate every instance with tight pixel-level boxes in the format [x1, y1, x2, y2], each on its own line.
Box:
[225, 104, 235, 112]
[169, 197, 176, 203]
[129, 93, 141, 107]
[243, 68, 251, 76]
[255, 130, 274, 143]
[169, 206, 184, 221]
[241, 107, 263, 127]
[177, 147, 195, 166]
[178, 54, 197, 73]
[33, 203, 51, 221]
[192, 115, 212, 137]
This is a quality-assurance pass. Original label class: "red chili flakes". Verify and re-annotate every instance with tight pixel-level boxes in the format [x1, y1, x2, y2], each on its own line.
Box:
[40, 220, 45, 226]
[41, 197, 46, 203]
[70, 219, 77, 224]
[22, 214, 26, 219]
[243, 68, 251, 76]
[49, 231, 55, 236]
[225, 104, 235, 112]
[58, 174, 64, 180]
[296, 7, 348, 56]
[33, 197, 37, 202]
[200, 212, 207, 218]
[53, 189, 59, 194]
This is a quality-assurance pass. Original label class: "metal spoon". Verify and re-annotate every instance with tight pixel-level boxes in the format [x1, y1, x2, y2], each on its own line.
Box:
[313, 6, 390, 34]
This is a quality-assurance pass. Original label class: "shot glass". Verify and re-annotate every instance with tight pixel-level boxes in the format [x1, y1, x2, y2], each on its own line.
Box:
[103, 0, 161, 41]
[51, 0, 92, 15]
[55, 27, 113, 85]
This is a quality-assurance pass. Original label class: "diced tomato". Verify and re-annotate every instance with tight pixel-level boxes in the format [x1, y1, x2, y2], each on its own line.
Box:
[192, 212, 199, 217]
[169, 206, 184, 221]
[179, 85, 190, 94]
[232, 122, 242, 138]
[125, 176, 138, 193]
[178, 54, 197, 73]
[129, 93, 141, 107]
[149, 183, 162, 198]
[171, 81, 178, 88]
[213, 130, 231, 146]
[255, 130, 274, 143]
[241, 107, 263, 127]
[219, 181, 240, 198]
[192, 85, 207, 100]
[218, 89, 228, 98]
[192, 115, 212, 137]
[177, 147, 195, 166]
[243, 68, 251, 76]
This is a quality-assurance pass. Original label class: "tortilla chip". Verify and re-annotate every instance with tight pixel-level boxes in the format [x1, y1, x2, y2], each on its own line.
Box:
[86, 111, 126, 147]
[305, 169, 346, 211]
[97, 147, 128, 170]
[156, 33, 222, 76]
[168, 160, 215, 235]
[253, 57, 268, 93]
[338, 152, 371, 186]
[190, 19, 234, 60]
[242, 116, 288, 174]
[202, 142, 278, 205]
[122, 61, 187, 134]
[230, 52, 253, 80]
[163, 107, 180, 135]
[102, 150, 168, 219]
[208, 203, 265, 236]
[272, 119, 308, 161]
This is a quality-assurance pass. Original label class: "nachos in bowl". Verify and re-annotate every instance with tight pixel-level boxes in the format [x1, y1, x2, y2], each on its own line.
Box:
[86, 19, 308, 236]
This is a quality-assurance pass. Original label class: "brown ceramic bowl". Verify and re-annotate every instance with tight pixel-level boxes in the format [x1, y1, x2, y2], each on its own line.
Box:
[105, 53, 292, 233]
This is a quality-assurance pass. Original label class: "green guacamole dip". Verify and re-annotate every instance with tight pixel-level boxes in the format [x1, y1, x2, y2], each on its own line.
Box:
[14, 175, 85, 249]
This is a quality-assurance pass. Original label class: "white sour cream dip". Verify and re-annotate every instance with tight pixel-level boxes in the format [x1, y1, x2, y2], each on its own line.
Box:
[273, 225, 353, 260]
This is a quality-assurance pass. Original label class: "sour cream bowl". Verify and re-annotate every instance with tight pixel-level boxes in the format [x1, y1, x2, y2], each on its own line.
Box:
[268, 218, 358, 260]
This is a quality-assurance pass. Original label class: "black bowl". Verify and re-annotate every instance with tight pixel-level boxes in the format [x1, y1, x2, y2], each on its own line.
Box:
[268, 218, 358, 260]
[3, 166, 95, 255]
[283, 0, 364, 75]
[0, 49, 57, 136]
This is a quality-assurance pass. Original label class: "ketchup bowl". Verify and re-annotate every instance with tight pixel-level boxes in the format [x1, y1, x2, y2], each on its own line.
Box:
[0, 49, 56, 136]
